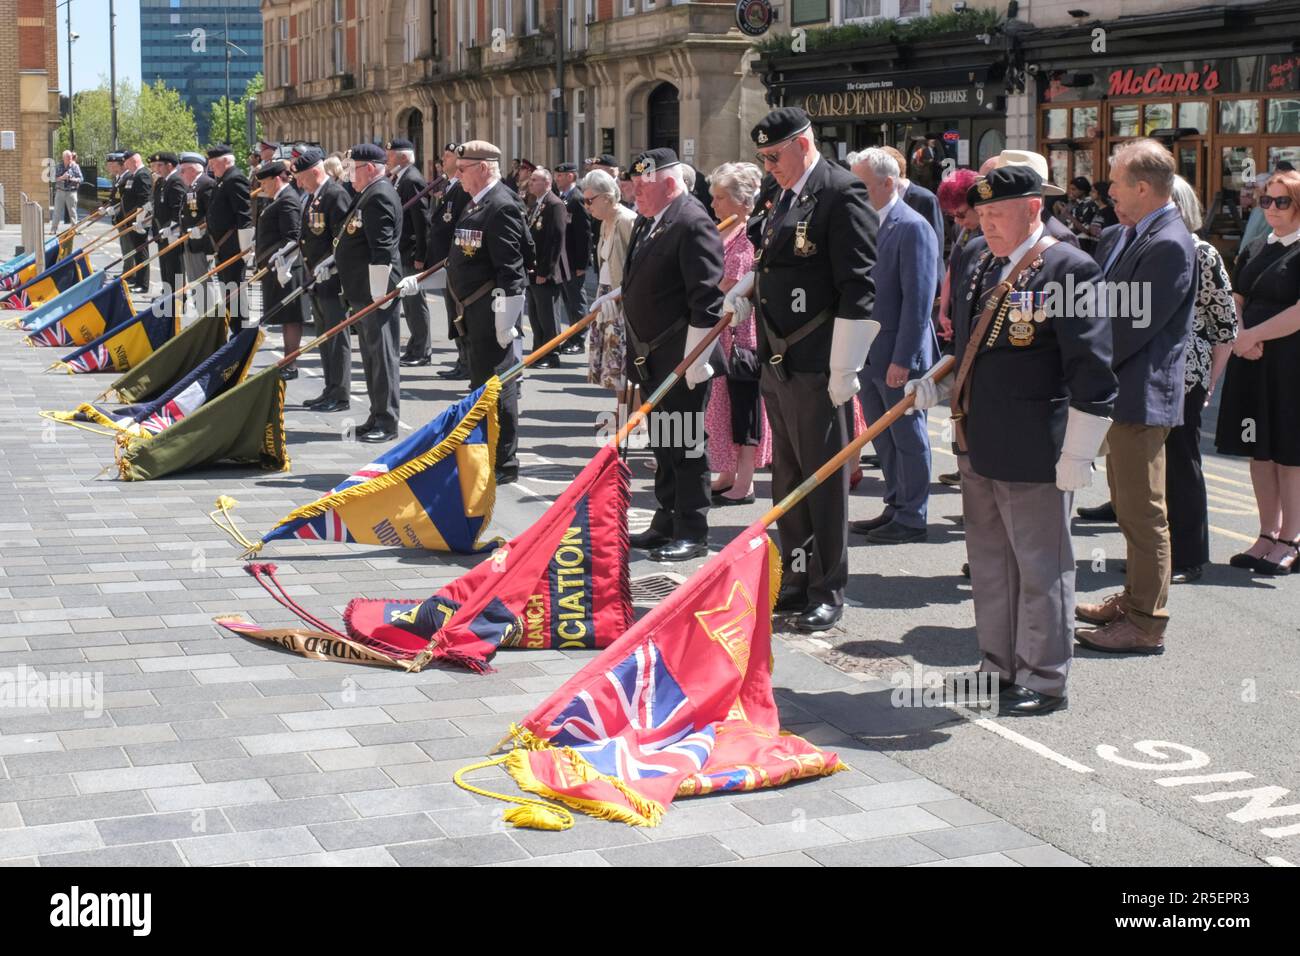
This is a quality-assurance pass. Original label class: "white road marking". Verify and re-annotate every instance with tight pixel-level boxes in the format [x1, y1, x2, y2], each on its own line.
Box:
[1154, 771, 1255, 787]
[970, 717, 1096, 774]
[1265, 856, 1295, 867]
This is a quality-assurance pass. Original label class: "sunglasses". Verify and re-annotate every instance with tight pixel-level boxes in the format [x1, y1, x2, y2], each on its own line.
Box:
[1259, 195, 1295, 209]
[755, 139, 795, 166]
[582, 196, 600, 206]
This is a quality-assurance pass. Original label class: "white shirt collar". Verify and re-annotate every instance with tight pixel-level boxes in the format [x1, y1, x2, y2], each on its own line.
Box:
[471, 180, 496, 204]
[878, 191, 899, 221]
[1267, 227, 1300, 246]
[271, 180, 290, 200]
[1000, 224, 1046, 280]
[785, 154, 820, 203]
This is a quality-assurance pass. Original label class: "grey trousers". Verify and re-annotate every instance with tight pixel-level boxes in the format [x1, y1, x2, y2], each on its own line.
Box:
[355, 300, 401, 431]
[761, 368, 850, 607]
[958, 456, 1075, 696]
[860, 373, 932, 528]
[312, 289, 351, 403]
[399, 255, 432, 357]
[52, 191, 79, 225]
[182, 249, 215, 319]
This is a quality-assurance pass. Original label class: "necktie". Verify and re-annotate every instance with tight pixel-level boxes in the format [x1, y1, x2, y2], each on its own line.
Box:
[978, 256, 1009, 307]
[1106, 225, 1138, 275]
[770, 189, 795, 232]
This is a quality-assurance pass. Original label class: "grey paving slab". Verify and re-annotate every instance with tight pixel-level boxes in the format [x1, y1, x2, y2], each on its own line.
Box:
[2, 747, 129, 778]
[147, 779, 280, 813]
[193, 754, 318, 784]
[808, 836, 947, 867]
[179, 826, 324, 866]
[222, 795, 357, 832]
[0, 820, 103, 861]
[385, 834, 528, 867]
[39, 842, 188, 867]
[97, 810, 235, 845]
[19, 791, 154, 827]
[269, 769, 395, 800]
[598, 835, 739, 868]
[345, 783, 476, 817]
[309, 812, 439, 851]
[911, 822, 1047, 860]
[72, 763, 203, 794]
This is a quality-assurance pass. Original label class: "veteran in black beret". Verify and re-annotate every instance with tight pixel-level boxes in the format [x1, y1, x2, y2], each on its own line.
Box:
[427, 139, 528, 482]
[177, 152, 217, 317]
[426, 141, 474, 380]
[291, 147, 355, 411]
[252, 160, 307, 377]
[905, 164, 1117, 715]
[725, 107, 878, 631]
[146, 151, 186, 298]
[334, 142, 404, 442]
[203, 144, 253, 331]
[618, 147, 725, 561]
[384, 137, 434, 367]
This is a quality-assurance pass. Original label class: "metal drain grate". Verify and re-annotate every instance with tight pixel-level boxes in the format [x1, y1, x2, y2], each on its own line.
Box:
[629, 572, 685, 603]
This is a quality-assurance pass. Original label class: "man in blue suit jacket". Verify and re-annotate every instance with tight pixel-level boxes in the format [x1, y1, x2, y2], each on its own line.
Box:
[1076, 139, 1195, 656]
[849, 148, 940, 543]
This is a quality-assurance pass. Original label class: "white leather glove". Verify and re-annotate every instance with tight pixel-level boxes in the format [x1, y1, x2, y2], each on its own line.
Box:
[368, 263, 392, 303]
[313, 257, 335, 284]
[237, 227, 254, 254]
[827, 317, 877, 407]
[587, 286, 620, 314]
[495, 293, 525, 348]
[132, 215, 149, 235]
[903, 365, 953, 414]
[723, 272, 755, 328]
[274, 256, 292, 287]
[1056, 407, 1112, 492]
[396, 274, 422, 297]
[599, 296, 620, 325]
[188, 226, 203, 241]
[684, 324, 715, 389]
[103, 204, 119, 219]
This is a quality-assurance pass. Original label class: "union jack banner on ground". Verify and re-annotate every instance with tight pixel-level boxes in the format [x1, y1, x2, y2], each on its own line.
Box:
[1, 250, 92, 311]
[26, 278, 133, 348]
[57, 294, 181, 374]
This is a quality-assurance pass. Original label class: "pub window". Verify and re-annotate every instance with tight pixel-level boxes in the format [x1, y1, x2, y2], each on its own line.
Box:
[1177, 102, 1209, 134]
[1270, 145, 1300, 170]
[1111, 105, 1139, 138]
[841, 0, 880, 22]
[1073, 150, 1094, 184]
[1048, 146, 1069, 191]
[1219, 99, 1260, 135]
[1072, 106, 1098, 140]
[1221, 146, 1255, 191]
[1144, 103, 1173, 135]
[977, 128, 1005, 167]
[791, 0, 829, 24]
[1045, 108, 1068, 139]
[1267, 98, 1300, 135]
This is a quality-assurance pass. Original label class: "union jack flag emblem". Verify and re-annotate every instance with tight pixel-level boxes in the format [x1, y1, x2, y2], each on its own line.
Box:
[68, 345, 110, 373]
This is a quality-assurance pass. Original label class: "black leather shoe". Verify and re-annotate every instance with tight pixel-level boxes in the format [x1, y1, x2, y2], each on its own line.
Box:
[533, 355, 561, 369]
[559, 340, 585, 355]
[358, 427, 397, 443]
[866, 521, 928, 544]
[850, 512, 894, 535]
[938, 472, 961, 487]
[998, 682, 1032, 700]
[629, 529, 672, 550]
[400, 354, 432, 367]
[314, 398, 350, 413]
[1171, 565, 1203, 584]
[1076, 501, 1116, 522]
[773, 588, 807, 615]
[495, 468, 519, 486]
[790, 603, 843, 632]
[649, 539, 708, 562]
[303, 392, 330, 408]
[436, 363, 467, 379]
[1000, 690, 1067, 717]
[714, 493, 754, 506]
[279, 367, 298, 381]
[860, 453, 880, 469]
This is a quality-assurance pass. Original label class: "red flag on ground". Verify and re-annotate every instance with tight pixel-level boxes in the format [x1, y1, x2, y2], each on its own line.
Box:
[221, 443, 632, 673]
[469, 518, 844, 828]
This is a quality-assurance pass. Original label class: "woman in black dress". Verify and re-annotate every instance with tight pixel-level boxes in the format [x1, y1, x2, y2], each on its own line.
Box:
[1214, 170, 1300, 574]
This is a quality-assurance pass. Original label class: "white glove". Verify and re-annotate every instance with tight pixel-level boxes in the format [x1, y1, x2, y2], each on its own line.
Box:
[495, 293, 525, 348]
[104, 204, 119, 219]
[188, 226, 203, 241]
[684, 324, 715, 389]
[1055, 408, 1112, 492]
[587, 286, 620, 316]
[396, 274, 422, 297]
[274, 256, 292, 287]
[368, 263, 393, 303]
[237, 227, 254, 254]
[903, 366, 953, 414]
[723, 272, 755, 328]
[599, 296, 620, 325]
[132, 216, 148, 235]
[313, 258, 335, 284]
[827, 317, 877, 407]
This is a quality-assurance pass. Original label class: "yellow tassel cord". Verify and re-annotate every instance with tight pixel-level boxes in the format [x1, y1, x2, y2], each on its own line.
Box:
[265, 377, 502, 537]
[36, 409, 120, 439]
[453, 755, 575, 832]
[207, 496, 262, 554]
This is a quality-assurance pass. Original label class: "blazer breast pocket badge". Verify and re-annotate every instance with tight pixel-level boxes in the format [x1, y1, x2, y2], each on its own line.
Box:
[793, 221, 817, 256]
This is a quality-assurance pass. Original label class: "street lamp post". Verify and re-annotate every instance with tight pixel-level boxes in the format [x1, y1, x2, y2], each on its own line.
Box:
[62, 0, 75, 152]
[109, 0, 118, 150]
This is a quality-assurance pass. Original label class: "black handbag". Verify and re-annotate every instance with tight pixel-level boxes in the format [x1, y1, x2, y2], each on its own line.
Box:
[727, 342, 761, 383]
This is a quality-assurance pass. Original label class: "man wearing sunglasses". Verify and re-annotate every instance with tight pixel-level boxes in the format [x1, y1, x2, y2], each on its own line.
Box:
[726, 107, 878, 632]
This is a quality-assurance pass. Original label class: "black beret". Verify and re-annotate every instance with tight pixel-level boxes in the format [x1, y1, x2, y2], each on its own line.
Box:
[629, 148, 680, 177]
[554, 162, 577, 173]
[349, 143, 385, 163]
[385, 138, 414, 151]
[149, 151, 179, 165]
[254, 160, 287, 179]
[291, 147, 325, 173]
[591, 153, 618, 168]
[442, 142, 459, 154]
[258, 140, 280, 151]
[105, 151, 123, 162]
[121, 148, 140, 158]
[751, 107, 812, 147]
[967, 165, 1044, 207]
[206, 144, 233, 159]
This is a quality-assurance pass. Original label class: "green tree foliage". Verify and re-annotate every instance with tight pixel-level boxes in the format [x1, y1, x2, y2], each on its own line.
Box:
[57, 79, 198, 167]
[207, 73, 265, 162]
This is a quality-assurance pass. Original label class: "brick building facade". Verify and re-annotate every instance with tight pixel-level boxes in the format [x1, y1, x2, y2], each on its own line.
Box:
[0, 0, 61, 224]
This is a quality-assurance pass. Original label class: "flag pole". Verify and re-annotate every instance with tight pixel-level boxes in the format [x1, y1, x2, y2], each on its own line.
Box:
[78, 208, 144, 256]
[55, 204, 111, 243]
[119, 232, 191, 283]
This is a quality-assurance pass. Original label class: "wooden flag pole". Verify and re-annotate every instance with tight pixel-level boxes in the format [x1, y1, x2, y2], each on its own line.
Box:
[79, 208, 143, 256]
[55, 204, 110, 243]
[120, 231, 189, 282]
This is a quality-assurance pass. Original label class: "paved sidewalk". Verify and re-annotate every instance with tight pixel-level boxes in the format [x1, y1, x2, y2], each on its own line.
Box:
[0, 226, 1083, 866]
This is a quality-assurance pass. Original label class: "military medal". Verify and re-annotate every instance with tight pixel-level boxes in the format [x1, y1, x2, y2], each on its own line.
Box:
[345, 214, 361, 235]
[443, 207, 453, 223]
[187, 194, 198, 214]
[794, 221, 817, 255]
[1032, 290, 1048, 323]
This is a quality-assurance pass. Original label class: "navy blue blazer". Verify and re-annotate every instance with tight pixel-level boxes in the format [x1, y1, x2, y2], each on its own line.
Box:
[901, 181, 944, 263]
[1098, 205, 1196, 427]
[866, 198, 940, 376]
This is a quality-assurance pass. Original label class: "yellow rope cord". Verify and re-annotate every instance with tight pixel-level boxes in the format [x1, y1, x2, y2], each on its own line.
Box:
[37, 410, 119, 439]
[207, 496, 261, 553]
[453, 754, 574, 831]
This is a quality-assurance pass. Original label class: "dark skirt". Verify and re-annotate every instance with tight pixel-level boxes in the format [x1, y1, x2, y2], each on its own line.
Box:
[1214, 323, 1300, 466]
[726, 376, 762, 447]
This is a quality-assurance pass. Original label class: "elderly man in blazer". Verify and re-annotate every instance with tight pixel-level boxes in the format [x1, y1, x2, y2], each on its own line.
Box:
[1076, 139, 1196, 656]
[850, 148, 940, 543]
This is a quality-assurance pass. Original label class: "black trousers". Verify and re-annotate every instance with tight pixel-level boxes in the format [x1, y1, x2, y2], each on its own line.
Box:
[124, 231, 151, 290]
[526, 280, 561, 352]
[1165, 384, 1210, 569]
[159, 246, 185, 300]
[761, 367, 850, 607]
[642, 361, 711, 542]
[466, 329, 519, 474]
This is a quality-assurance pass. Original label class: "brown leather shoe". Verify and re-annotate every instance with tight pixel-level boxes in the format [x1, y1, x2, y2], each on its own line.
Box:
[1075, 615, 1165, 655]
[1075, 591, 1126, 625]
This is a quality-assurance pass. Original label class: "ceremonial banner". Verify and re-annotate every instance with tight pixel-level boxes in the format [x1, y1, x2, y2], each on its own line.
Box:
[56, 294, 184, 373]
[13, 271, 107, 333]
[478, 520, 843, 828]
[220, 442, 633, 673]
[106, 308, 227, 403]
[258, 380, 502, 555]
[26, 279, 135, 348]
[114, 362, 288, 481]
[57, 327, 261, 437]
[0, 238, 61, 291]
[2, 250, 93, 311]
